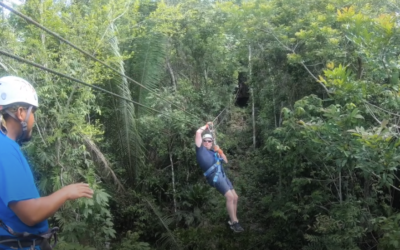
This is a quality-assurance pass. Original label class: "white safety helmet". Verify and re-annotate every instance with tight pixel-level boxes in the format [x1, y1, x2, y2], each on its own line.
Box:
[0, 76, 38, 110]
[202, 134, 213, 140]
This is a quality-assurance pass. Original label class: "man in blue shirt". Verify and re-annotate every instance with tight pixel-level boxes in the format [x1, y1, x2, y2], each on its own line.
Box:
[0, 76, 94, 249]
[195, 122, 244, 232]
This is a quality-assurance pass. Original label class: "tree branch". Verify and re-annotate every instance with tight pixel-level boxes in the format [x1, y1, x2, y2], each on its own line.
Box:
[364, 100, 400, 117]
[300, 61, 331, 95]
[260, 28, 331, 96]
[364, 104, 382, 125]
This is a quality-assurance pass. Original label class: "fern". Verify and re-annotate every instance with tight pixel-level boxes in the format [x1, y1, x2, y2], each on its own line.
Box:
[145, 199, 182, 250]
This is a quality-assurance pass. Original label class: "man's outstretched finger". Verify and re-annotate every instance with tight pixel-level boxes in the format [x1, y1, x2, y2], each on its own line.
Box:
[82, 187, 94, 196]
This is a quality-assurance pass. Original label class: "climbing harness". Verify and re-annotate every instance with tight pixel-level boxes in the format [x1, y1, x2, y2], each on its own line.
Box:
[202, 122, 225, 185]
[0, 220, 59, 250]
[203, 152, 225, 186]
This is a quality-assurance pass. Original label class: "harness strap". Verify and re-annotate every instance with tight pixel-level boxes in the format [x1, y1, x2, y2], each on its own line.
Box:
[203, 153, 225, 185]
[0, 220, 58, 249]
[0, 236, 43, 249]
[203, 162, 219, 177]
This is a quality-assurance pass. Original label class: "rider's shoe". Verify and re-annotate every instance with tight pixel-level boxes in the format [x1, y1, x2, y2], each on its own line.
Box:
[230, 221, 244, 233]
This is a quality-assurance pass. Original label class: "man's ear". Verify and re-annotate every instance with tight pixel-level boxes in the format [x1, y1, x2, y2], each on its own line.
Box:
[15, 107, 26, 121]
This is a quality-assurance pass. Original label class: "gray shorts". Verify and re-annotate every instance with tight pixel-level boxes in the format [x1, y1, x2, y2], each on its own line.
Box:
[206, 172, 234, 195]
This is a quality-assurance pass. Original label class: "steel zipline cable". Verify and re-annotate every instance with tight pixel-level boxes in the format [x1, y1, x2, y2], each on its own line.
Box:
[211, 88, 240, 128]
[0, 49, 200, 127]
[0, 1, 202, 123]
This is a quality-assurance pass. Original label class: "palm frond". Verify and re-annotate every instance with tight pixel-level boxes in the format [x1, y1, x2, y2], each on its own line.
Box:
[126, 32, 167, 115]
[82, 135, 124, 191]
[145, 199, 181, 250]
[105, 22, 145, 184]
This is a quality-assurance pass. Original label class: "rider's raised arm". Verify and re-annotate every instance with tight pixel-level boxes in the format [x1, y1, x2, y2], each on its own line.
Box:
[195, 122, 212, 147]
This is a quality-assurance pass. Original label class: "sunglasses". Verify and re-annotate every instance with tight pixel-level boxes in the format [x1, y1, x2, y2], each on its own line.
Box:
[203, 140, 213, 143]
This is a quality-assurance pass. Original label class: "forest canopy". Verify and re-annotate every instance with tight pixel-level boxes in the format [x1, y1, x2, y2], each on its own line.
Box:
[1, 0, 400, 249]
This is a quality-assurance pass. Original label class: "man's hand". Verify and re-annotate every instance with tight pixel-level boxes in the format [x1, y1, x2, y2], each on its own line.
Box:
[214, 145, 222, 154]
[207, 122, 213, 130]
[10, 183, 93, 226]
[196, 122, 213, 147]
[62, 183, 94, 200]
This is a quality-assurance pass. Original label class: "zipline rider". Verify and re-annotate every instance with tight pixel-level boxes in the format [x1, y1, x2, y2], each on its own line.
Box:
[195, 122, 244, 232]
[0, 76, 94, 250]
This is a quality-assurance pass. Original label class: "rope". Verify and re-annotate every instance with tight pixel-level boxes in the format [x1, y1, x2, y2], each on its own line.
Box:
[0, 49, 199, 126]
[208, 87, 242, 146]
[212, 108, 226, 125]
[210, 126, 217, 145]
[0, 1, 202, 123]
[212, 87, 241, 128]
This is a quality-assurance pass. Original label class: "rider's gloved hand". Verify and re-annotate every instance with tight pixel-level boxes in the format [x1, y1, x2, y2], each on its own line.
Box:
[214, 145, 223, 155]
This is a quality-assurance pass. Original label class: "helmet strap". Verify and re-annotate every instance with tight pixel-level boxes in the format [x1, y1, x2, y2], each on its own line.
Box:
[5, 106, 32, 143]
[5, 109, 17, 120]
[0, 114, 6, 134]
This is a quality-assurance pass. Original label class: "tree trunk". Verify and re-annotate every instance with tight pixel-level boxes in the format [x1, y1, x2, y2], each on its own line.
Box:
[169, 150, 177, 213]
[167, 59, 176, 92]
[249, 45, 255, 149]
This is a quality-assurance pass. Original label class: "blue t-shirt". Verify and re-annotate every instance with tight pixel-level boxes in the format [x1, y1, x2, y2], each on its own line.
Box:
[0, 132, 49, 237]
[196, 145, 219, 172]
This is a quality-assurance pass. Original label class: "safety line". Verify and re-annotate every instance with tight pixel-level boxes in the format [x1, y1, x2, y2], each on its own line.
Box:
[208, 87, 241, 145]
[0, 49, 198, 126]
[212, 87, 240, 128]
[0, 1, 202, 122]
[212, 108, 226, 125]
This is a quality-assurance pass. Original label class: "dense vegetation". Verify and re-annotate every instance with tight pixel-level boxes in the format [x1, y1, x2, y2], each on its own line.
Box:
[1, 0, 400, 249]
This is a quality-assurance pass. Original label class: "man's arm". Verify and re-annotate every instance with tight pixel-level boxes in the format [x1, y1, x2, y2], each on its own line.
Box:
[195, 122, 211, 147]
[214, 145, 228, 163]
[220, 152, 228, 163]
[9, 183, 93, 226]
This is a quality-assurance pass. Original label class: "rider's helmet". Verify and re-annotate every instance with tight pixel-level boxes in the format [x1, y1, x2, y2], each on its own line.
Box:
[202, 134, 213, 140]
[0, 76, 38, 142]
[0, 76, 38, 110]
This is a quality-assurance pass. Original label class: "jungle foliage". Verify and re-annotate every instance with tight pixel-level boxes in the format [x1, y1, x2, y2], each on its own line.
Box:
[1, 0, 400, 249]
